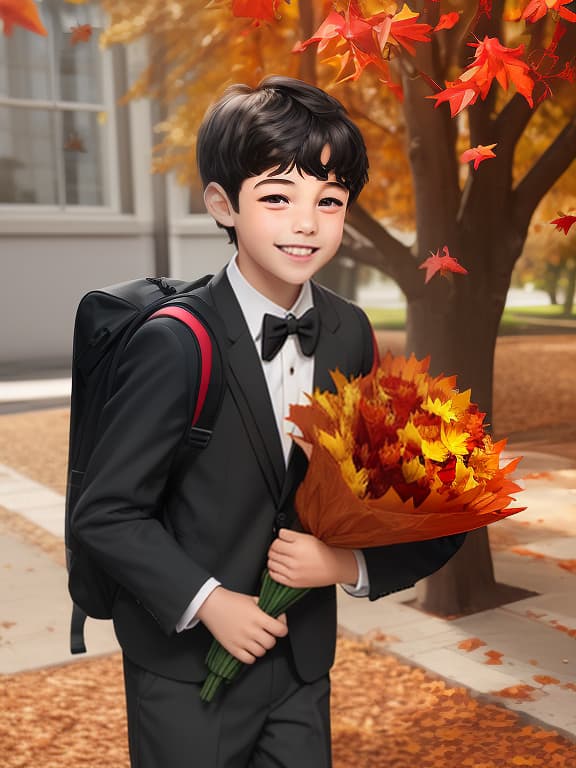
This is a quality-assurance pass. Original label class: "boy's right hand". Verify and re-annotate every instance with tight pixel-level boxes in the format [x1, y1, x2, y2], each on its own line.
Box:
[196, 586, 288, 664]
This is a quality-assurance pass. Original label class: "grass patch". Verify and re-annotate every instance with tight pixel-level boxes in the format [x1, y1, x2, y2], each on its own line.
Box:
[365, 305, 576, 335]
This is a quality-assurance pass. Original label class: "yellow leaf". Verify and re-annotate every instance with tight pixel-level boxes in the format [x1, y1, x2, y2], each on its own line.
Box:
[422, 396, 458, 423]
[397, 419, 422, 447]
[454, 458, 478, 491]
[317, 429, 348, 462]
[402, 457, 426, 483]
[340, 457, 369, 498]
[440, 422, 470, 457]
[393, 3, 420, 21]
[421, 439, 449, 462]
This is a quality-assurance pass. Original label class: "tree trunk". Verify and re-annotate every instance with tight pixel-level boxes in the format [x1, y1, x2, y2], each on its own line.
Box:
[405, 279, 534, 614]
[562, 261, 576, 316]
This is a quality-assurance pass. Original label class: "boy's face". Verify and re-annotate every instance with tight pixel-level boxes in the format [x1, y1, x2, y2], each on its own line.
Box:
[206, 150, 349, 308]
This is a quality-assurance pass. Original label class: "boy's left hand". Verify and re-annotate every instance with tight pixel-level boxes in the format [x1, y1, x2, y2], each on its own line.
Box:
[267, 529, 358, 589]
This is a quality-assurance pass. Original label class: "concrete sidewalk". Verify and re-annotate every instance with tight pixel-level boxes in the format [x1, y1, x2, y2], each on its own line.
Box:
[0, 378, 575, 740]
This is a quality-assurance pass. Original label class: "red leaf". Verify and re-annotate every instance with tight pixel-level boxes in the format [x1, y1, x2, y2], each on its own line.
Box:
[550, 212, 576, 235]
[522, 0, 576, 24]
[430, 36, 535, 116]
[387, 13, 432, 56]
[434, 12, 461, 32]
[70, 23, 92, 45]
[418, 246, 468, 284]
[232, 0, 281, 23]
[292, 7, 389, 83]
[460, 143, 497, 170]
[0, 0, 47, 36]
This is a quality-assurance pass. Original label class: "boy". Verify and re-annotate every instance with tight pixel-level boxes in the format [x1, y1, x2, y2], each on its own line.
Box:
[72, 76, 463, 767]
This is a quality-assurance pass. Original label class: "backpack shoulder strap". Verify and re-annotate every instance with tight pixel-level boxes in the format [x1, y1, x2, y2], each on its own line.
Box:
[147, 285, 227, 449]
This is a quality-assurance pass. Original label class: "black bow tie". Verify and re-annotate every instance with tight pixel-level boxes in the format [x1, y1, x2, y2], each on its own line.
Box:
[261, 307, 320, 361]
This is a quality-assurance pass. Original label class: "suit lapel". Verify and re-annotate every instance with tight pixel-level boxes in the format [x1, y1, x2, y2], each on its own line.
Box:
[210, 270, 285, 504]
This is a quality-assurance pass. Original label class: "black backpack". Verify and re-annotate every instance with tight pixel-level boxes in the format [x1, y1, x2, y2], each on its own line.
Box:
[65, 275, 226, 654]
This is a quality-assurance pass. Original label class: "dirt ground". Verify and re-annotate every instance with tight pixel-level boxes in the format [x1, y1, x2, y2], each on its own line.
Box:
[0, 334, 575, 767]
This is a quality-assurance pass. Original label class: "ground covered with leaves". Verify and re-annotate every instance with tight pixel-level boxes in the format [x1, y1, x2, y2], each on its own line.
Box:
[2, 638, 576, 768]
[1, 334, 575, 766]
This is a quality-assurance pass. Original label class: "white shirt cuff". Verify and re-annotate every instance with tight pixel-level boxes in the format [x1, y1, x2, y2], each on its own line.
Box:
[175, 577, 221, 632]
[341, 549, 370, 597]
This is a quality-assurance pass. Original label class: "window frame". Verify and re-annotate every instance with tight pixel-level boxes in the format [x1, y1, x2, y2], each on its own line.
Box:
[0, 5, 122, 215]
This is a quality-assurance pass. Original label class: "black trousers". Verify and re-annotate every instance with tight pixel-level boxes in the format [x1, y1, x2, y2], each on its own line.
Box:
[122, 640, 332, 768]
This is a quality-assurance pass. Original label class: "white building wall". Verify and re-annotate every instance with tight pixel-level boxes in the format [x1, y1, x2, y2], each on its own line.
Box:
[0, 235, 155, 368]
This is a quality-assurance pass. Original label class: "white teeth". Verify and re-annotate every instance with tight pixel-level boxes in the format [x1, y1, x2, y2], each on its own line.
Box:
[279, 246, 315, 256]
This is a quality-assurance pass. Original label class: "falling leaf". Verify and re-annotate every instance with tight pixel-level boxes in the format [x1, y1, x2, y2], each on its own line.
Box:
[0, 0, 47, 36]
[434, 12, 461, 32]
[232, 0, 282, 23]
[64, 131, 87, 153]
[419, 246, 468, 284]
[457, 637, 487, 652]
[430, 36, 534, 116]
[70, 22, 92, 45]
[460, 143, 497, 170]
[484, 650, 504, 665]
[386, 4, 432, 56]
[522, 0, 576, 23]
[550, 212, 576, 235]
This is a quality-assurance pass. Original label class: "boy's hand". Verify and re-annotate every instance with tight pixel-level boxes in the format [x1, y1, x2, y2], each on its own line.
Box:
[196, 587, 288, 665]
[267, 529, 358, 589]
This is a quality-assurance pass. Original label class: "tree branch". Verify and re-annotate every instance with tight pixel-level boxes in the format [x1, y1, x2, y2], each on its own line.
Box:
[495, 19, 576, 154]
[344, 205, 418, 296]
[514, 115, 576, 237]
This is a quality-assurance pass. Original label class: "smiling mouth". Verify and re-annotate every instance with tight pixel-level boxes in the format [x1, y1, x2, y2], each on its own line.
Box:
[276, 245, 319, 257]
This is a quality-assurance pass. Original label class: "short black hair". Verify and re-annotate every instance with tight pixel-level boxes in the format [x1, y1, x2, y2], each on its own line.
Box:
[196, 76, 369, 244]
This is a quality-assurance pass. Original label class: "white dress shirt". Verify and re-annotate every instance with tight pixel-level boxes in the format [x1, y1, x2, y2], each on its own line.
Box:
[176, 257, 368, 632]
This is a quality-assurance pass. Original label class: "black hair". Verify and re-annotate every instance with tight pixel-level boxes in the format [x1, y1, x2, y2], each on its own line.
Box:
[196, 76, 369, 244]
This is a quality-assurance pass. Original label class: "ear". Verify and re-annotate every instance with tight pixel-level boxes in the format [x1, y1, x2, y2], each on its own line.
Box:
[203, 182, 236, 227]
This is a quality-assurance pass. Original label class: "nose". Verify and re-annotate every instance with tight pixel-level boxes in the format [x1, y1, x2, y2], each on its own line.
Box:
[292, 206, 318, 236]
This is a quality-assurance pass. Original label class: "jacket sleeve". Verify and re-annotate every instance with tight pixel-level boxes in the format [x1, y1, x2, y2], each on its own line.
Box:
[362, 534, 466, 600]
[350, 303, 466, 598]
[70, 318, 213, 635]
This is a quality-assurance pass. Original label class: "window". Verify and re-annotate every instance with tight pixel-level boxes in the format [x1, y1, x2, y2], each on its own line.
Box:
[0, 0, 122, 210]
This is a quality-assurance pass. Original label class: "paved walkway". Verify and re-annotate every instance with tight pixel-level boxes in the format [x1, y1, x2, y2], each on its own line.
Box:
[1, 379, 575, 741]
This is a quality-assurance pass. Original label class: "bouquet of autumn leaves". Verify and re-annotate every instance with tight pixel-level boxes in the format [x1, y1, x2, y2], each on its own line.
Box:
[200, 352, 523, 702]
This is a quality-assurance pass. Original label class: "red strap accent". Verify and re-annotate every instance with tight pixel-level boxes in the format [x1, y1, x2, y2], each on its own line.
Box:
[149, 307, 212, 426]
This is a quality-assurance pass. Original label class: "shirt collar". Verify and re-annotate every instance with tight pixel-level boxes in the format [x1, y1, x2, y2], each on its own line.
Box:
[226, 254, 314, 342]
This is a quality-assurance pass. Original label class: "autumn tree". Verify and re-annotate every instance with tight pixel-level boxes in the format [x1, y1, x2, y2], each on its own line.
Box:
[97, 0, 576, 615]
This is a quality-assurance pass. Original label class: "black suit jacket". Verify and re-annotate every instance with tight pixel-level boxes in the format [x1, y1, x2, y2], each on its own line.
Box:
[72, 268, 463, 682]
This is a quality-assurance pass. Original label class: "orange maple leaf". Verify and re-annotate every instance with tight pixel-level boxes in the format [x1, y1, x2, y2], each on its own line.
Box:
[70, 22, 92, 45]
[232, 0, 281, 22]
[431, 36, 534, 116]
[419, 246, 468, 284]
[293, 6, 389, 83]
[468, 37, 535, 103]
[460, 143, 497, 170]
[0, 0, 47, 36]
[522, 0, 576, 23]
[383, 6, 432, 56]
[434, 12, 461, 32]
[550, 211, 576, 235]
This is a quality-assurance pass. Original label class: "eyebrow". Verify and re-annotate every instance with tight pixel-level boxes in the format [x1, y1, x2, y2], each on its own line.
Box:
[253, 178, 347, 192]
